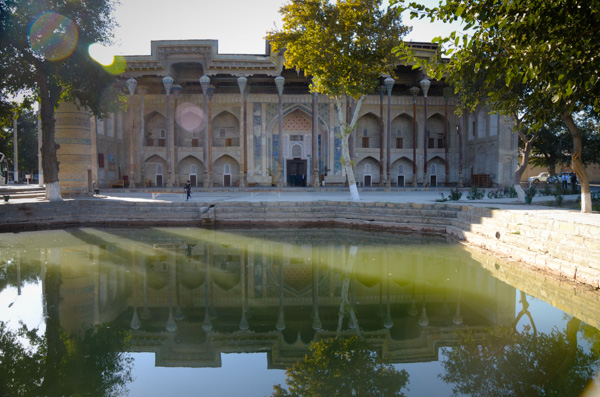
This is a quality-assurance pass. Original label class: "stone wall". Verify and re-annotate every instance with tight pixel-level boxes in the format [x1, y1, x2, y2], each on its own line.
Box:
[1, 200, 599, 288]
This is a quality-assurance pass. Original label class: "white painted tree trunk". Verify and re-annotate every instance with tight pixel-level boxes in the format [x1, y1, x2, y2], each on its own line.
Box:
[336, 246, 360, 337]
[515, 184, 525, 203]
[46, 182, 62, 201]
[335, 96, 366, 202]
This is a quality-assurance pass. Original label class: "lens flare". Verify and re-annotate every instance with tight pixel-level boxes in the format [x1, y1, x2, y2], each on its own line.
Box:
[88, 44, 127, 75]
[29, 12, 78, 61]
[103, 56, 127, 75]
[176, 102, 206, 133]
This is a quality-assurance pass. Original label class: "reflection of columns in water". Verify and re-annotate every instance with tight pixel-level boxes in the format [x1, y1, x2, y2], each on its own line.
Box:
[16, 251, 21, 295]
[312, 248, 322, 331]
[174, 256, 184, 321]
[276, 255, 285, 331]
[130, 248, 141, 330]
[141, 256, 151, 320]
[239, 249, 249, 331]
[417, 262, 429, 327]
[408, 281, 419, 317]
[166, 262, 177, 332]
[384, 259, 393, 329]
[453, 264, 463, 326]
[202, 247, 212, 331]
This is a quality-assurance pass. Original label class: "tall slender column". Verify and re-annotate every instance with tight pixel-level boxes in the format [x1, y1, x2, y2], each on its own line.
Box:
[443, 88, 451, 186]
[378, 85, 385, 186]
[172, 84, 182, 186]
[384, 77, 395, 188]
[420, 78, 430, 187]
[237, 76, 248, 187]
[13, 112, 18, 183]
[162, 76, 173, 187]
[410, 86, 420, 187]
[126, 78, 137, 188]
[312, 91, 319, 187]
[139, 88, 146, 187]
[200, 76, 210, 186]
[275, 76, 285, 187]
[37, 103, 43, 185]
[207, 87, 215, 187]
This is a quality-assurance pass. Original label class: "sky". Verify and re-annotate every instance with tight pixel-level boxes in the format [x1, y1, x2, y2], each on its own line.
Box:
[100, 0, 462, 58]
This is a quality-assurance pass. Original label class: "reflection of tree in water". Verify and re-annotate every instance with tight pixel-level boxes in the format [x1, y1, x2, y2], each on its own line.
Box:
[270, 336, 409, 397]
[440, 292, 600, 397]
[0, 265, 133, 397]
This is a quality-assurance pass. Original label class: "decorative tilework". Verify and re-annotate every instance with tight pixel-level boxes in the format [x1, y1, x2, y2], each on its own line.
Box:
[283, 110, 312, 131]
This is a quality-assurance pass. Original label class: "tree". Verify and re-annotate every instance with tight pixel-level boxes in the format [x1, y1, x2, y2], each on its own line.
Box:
[267, 0, 409, 201]
[270, 336, 409, 397]
[0, 0, 123, 200]
[394, 0, 600, 212]
[440, 321, 599, 396]
[443, 49, 545, 202]
[529, 112, 600, 176]
[0, 108, 40, 178]
[528, 123, 572, 176]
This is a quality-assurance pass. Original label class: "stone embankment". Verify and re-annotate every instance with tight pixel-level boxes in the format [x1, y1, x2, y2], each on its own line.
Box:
[1, 199, 599, 288]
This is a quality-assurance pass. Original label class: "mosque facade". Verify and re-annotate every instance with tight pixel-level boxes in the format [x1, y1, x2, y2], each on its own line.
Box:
[54, 40, 518, 194]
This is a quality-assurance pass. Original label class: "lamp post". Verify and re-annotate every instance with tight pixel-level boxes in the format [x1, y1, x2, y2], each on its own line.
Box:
[378, 84, 386, 186]
[420, 78, 430, 187]
[237, 76, 248, 187]
[162, 76, 174, 187]
[275, 76, 285, 187]
[410, 86, 420, 187]
[126, 78, 137, 188]
[384, 77, 395, 188]
[200, 75, 210, 186]
[171, 83, 182, 186]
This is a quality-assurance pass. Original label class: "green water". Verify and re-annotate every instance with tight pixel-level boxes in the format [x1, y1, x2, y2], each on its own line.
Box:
[1, 227, 599, 396]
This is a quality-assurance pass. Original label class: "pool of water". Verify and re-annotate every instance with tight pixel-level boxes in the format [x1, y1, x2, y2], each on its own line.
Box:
[1, 227, 599, 396]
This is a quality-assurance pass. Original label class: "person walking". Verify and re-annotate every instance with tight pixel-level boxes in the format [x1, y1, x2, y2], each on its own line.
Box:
[184, 180, 191, 201]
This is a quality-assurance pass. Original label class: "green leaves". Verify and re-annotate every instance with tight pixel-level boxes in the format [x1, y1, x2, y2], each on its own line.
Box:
[267, 0, 409, 100]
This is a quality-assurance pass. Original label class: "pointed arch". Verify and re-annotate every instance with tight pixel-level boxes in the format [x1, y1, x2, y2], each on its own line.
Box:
[213, 154, 240, 187]
[392, 113, 415, 149]
[356, 112, 381, 149]
[144, 111, 167, 147]
[212, 111, 240, 147]
[178, 155, 205, 187]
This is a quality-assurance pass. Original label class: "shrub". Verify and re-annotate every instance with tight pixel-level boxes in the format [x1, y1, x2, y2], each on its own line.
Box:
[449, 188, 463, 201]
[503, 185, 518, 198]
[467, 186, 484, 200]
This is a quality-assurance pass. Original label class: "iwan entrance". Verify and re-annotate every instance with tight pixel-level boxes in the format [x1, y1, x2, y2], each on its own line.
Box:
[286, 158, 307, 187]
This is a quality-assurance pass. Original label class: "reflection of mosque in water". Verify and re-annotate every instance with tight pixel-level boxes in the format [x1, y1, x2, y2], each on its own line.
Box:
[47, 229, 516, 369]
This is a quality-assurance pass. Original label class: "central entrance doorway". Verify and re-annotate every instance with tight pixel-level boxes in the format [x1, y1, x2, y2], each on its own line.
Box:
[286, 158, 307, 187]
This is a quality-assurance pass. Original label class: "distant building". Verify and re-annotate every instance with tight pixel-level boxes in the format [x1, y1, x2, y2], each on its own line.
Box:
[54, 40, 518, 195]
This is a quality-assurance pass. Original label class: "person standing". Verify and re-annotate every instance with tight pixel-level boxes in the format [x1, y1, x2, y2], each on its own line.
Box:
[184, 180, 191, 201]
[562, 173, 568, 190]
[570, 173, 577, 193]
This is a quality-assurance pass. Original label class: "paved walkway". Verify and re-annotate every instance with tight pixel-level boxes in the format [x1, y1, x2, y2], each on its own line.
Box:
[2, 184, 599, 227]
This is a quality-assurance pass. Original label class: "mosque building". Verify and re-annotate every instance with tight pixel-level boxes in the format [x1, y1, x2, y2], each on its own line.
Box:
[54, 39, 518, 194]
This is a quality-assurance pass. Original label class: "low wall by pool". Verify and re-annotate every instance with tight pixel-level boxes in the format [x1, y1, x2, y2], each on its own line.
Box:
[1, 199, 599, 288]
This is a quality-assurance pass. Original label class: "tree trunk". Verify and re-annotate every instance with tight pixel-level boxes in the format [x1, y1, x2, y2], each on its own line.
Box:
[563, 113, 592, 213]
[38, 75, 62, 201]
[336, 96, 365, 202]
[337, 246, 360, 337]
[514, 134, 537, 203]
